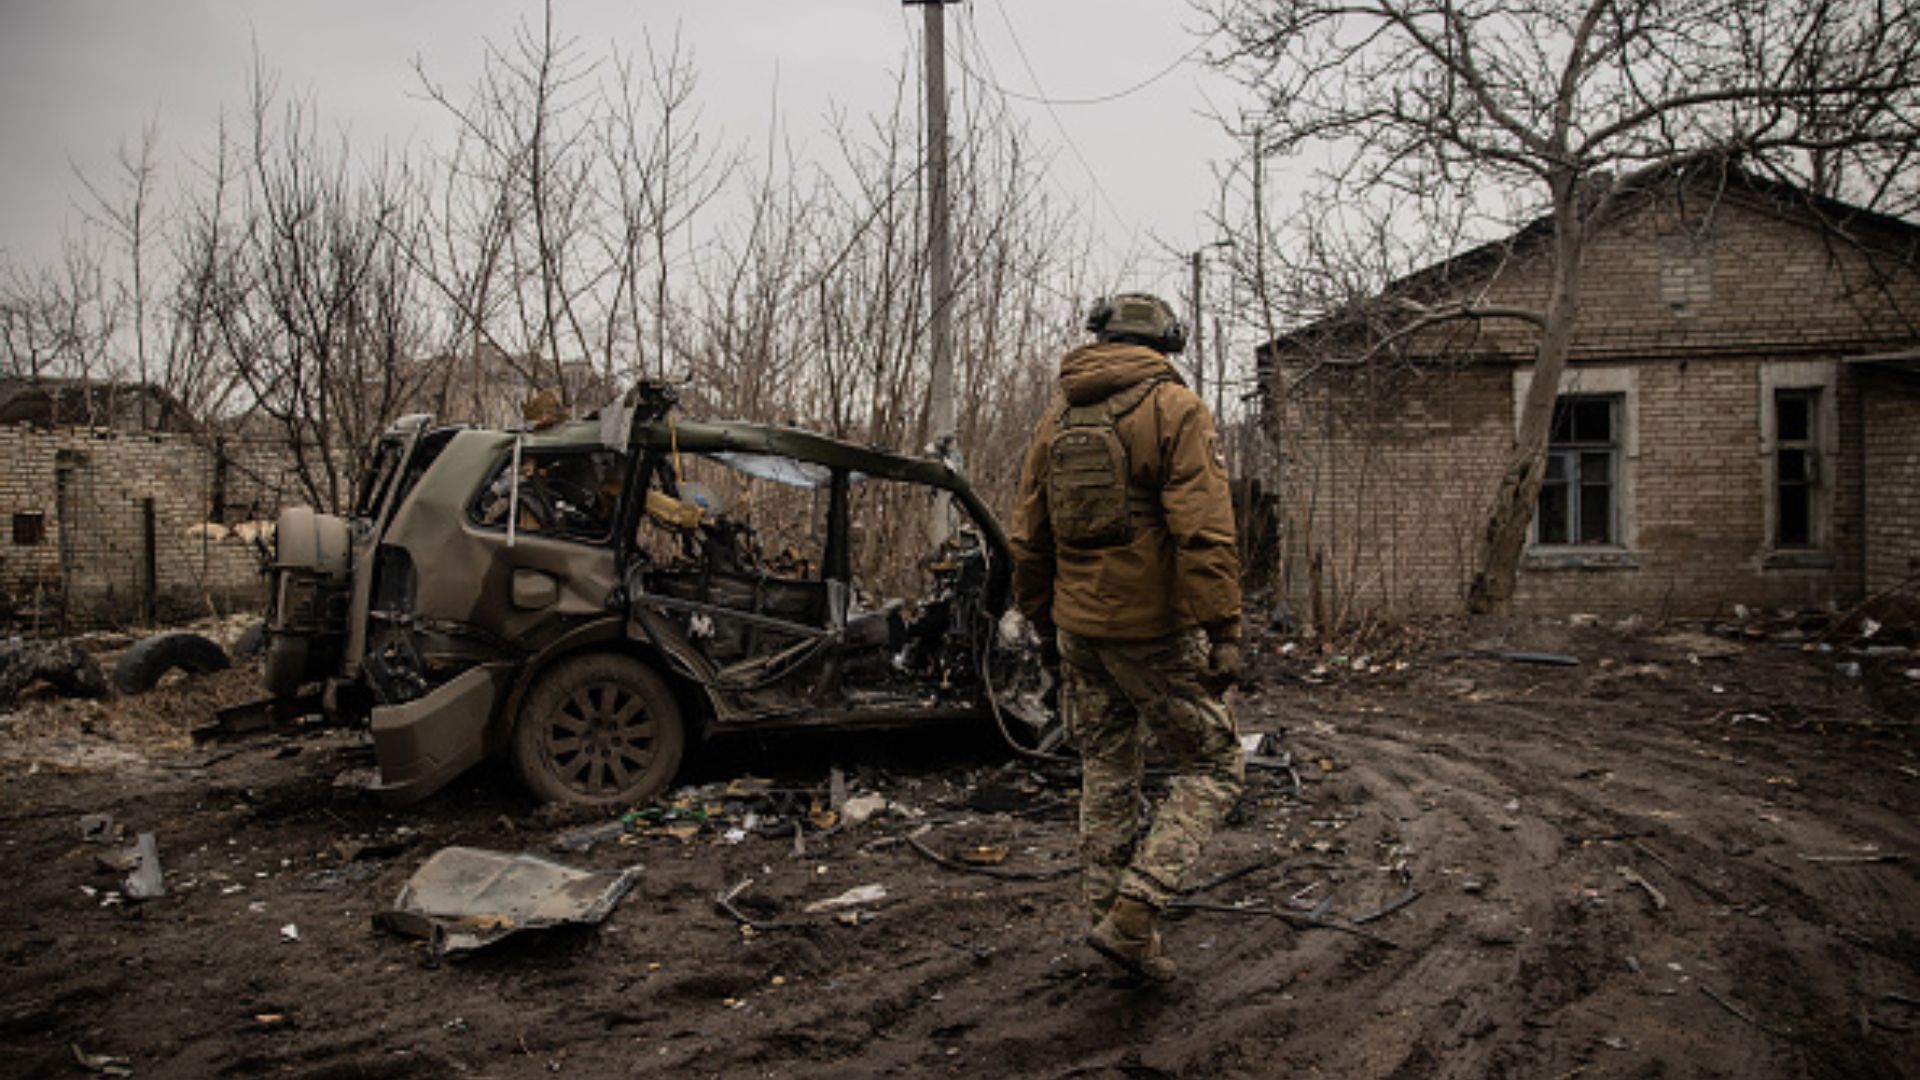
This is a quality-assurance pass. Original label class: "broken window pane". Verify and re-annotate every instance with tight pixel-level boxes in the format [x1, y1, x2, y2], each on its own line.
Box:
[470, 449, 624, 542]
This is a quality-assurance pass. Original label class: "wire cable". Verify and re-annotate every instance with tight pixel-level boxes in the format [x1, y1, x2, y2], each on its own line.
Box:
[950, 19, 1219, 107]
[956, 0, 1145, 272]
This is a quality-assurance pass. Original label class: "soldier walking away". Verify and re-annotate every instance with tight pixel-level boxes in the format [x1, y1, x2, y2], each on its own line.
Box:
[1010, 293, 1245, 983]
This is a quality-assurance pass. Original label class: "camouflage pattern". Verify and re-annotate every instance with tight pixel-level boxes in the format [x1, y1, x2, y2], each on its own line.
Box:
[1086, 293, 1186, 354]
[1059, 626, 1244, 918]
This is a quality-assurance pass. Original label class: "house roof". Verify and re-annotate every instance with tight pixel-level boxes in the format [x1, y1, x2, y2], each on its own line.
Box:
[1258, 163, 1920, 365]
[0, 377, 197, 432]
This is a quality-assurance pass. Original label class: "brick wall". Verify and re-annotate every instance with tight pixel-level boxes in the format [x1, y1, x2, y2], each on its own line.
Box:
[1862, 370, 1920, 596]
[1396, 192, 1920, 363]
[1270, 185, 1919, 622]
[0, 427, 307, 629]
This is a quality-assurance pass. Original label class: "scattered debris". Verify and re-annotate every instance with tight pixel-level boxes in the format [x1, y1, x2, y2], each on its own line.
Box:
[1616, 865, 1669, 911]
[954, 845, 1009, 866]
[713, 878, 813, 934]
[77, 813, 116, 842]
[280, 923, 300, 943]
[375, 846, 642, 956]
[840, 793, 888, 827]
[0, 639, 110, 707]
[70, 1044, 132, 1077]
[1349, 887, 1424, 925]
[902, 831, 1076, 881]
[803, 883, 888, 913]
[121, 832, 166, 900]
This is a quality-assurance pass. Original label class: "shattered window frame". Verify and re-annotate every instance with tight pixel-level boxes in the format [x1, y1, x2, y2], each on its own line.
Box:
[467, 446, 627, 545]
[1535, 395, 1619, 547]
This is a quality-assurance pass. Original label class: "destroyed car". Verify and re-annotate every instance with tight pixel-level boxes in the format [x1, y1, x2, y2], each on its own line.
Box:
[220, 383, 1058, 805]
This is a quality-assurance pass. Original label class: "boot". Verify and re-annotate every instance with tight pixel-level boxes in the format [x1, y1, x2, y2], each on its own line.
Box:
[1087, 896, 1176, 982]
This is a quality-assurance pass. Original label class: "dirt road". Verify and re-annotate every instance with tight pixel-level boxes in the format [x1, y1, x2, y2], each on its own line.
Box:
[2, 618, 1915, 1078]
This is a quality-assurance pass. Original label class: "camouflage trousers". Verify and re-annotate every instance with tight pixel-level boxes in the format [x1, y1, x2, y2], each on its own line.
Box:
[1059, 627, 1244, 919]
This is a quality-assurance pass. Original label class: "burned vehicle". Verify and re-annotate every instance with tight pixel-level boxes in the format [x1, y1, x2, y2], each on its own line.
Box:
[229, 384, 1058, 805]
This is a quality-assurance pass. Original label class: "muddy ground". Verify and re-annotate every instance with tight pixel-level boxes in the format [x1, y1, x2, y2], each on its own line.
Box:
[2, 616, 1916, 1079]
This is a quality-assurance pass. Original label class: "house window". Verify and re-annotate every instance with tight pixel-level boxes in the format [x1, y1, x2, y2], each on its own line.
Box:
[1537, 396, 1617, 546]
[12, 512, 45, 546]
[1774, 389, 1818, 548]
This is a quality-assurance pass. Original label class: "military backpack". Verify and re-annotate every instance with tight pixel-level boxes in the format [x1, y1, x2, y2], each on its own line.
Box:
[1046, 376, 1167, 549]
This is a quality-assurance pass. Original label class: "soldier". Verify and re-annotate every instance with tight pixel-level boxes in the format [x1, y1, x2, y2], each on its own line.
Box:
[1010, 292, 1245, 983]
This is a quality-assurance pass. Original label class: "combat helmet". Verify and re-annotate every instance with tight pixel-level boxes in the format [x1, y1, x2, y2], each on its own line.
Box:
[1085, 292, 1187, 355]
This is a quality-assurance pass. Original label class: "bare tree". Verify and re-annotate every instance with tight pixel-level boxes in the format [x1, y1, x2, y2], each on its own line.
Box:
[1199, 0, 1920, 612]
[199, 63, 431, 510]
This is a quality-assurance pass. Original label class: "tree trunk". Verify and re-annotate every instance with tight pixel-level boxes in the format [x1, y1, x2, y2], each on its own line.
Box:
[1466, 179, 1586, 614]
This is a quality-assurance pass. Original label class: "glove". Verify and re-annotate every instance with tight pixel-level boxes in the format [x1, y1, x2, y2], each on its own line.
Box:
[1200, 619, 1241, 694]
[1201, 640, 1241, 694]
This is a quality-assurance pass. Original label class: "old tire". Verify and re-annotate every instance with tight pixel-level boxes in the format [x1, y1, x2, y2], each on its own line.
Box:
[113, 632, 232, 695]
[512, 653, 685, 806]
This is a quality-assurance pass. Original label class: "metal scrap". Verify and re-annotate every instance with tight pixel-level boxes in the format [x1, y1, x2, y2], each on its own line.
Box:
[901, 830, 1076, 881]
[121, 833, 165, 900]
[375, 846, 642, 956]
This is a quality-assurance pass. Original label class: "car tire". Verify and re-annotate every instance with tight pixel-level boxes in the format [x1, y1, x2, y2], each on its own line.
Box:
[112, 632, 232, 695]
[512, 652, 685, 806]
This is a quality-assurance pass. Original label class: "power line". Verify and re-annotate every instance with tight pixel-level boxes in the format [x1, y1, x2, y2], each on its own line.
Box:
[949, 19, 1219, 108]
[958, 0, 1146, 275]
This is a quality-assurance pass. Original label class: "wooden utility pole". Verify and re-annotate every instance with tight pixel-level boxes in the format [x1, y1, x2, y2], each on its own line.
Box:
[909, 0, 960, 543]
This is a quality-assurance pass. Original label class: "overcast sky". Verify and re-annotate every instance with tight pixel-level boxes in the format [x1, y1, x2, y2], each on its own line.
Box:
[0, 1, 1246, 299]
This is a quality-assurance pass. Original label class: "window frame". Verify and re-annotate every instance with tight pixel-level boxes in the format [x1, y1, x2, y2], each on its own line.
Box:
[1757, 360, 1838, 564]
[466, 445, 627, 546]
[1534, 394, 1621, 548]
[1772, 388, 1820, 550]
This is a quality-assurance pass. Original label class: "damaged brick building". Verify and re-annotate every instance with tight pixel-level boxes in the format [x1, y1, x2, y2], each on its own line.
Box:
[1259, 169, 1920, 622]
[0, 379, 298, 629]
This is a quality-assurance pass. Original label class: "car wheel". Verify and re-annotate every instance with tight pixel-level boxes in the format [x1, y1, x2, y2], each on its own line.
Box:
[512, 652, 685, 806]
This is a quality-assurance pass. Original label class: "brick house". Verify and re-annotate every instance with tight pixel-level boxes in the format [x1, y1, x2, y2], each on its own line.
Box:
[1257, 170, 1920, 622]
[0, 379, 302, 630]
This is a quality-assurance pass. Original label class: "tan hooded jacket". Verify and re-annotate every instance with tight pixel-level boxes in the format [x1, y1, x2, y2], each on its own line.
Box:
[1010, 341, 1241, 642]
